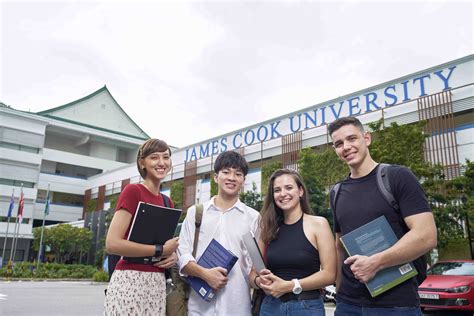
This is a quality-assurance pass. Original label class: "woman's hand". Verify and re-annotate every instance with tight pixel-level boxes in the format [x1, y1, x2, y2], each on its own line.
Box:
[163, 237, 179, 256]
[259, 273, 293, 298]
[257, 268, 273, 287]
[155, 252, 177, 269]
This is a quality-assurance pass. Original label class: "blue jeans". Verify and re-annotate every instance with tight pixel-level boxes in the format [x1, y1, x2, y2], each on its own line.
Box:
[259, 295, 325, 316]
[334, 300, 422, 316]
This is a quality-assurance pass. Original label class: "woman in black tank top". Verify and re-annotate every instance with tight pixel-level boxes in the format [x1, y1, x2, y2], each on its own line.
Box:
[249, 169, 336, 316]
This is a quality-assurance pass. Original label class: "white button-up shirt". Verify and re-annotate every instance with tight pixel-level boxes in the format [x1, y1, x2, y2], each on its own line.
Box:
[178, 197, 259, 316]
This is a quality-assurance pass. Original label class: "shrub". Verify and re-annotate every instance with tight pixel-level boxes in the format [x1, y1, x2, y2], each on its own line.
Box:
[0, 262, 99, 279]
[56, 269, 69, 279]
[93, 270, 109, 282]
[69, 271, 85, 279]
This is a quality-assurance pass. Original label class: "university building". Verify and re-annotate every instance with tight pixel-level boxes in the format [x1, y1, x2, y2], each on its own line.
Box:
[0, 86, 154, 261]
[86, 54, 473, 214]
[1, 54, 473, 263]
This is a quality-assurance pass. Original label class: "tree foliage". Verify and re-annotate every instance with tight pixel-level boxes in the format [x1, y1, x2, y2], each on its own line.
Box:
[459, 160, 474, 235]
[290, 118, 471, 250]
[87, 199, 97, 212]
[368, 119, 470, 249]
[297, 148, 332, 225]
[368, 120, 431, 178]
[210, 174, 218, 197]
[107, 194, 119, 211]
[261, 161, 282, 198]
[425, 160, 474, 248]
[32, 224, 92, 264]
[170, 180, 184, 210]
[304, 147, 347, 189]
[240, 182, 263, 212]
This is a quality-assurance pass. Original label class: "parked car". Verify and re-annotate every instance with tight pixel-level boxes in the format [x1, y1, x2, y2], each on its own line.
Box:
[418, 260, 474, 311]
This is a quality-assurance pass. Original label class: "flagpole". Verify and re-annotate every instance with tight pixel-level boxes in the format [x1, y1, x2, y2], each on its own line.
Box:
[1, 220, 11, 265]
[10, 184, 24, 263]
[9, 213, 19, 263]
[1, 188, 14, 266]
[37, 184, 50, 269]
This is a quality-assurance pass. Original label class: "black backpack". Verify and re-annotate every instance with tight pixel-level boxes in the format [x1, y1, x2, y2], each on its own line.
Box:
[330, 163, 427, 285]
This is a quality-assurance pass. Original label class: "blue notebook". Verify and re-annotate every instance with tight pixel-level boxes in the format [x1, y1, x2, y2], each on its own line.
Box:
[188, 238, 238, 301]
[340, 215, 418, 297]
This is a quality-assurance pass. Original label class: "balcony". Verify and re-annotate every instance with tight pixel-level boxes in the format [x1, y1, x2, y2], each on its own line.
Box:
[42, 148, 127, 171]
[33, 201, 83, 222]
[38, 173, 88, 195]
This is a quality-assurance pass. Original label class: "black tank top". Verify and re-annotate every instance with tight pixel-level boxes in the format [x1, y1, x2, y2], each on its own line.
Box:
[266, 215, 320, 280]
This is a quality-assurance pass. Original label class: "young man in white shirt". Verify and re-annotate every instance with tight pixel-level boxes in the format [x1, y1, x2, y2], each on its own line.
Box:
[178, 151, 259, 315]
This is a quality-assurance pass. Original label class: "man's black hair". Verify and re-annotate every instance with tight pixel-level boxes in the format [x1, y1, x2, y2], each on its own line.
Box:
[328, 116, 364, 136]
[214, 151, 249, 176]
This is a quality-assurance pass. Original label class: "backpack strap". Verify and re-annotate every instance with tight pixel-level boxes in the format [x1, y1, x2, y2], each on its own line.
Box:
[376, 163, 400, 211]
[377, 164, 427, 284]
[330, 182, 342, 212]
[161, 194, 171, 208]
[192, 204, 204, 257]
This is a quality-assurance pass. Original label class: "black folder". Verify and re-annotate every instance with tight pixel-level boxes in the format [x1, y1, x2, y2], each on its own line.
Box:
[124, 201, 182, 264]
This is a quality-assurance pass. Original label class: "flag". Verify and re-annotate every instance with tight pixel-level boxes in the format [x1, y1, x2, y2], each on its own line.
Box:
[7, 191, 14, 218]
[17, 190, 24, 221]
[44, 191, 50, 216]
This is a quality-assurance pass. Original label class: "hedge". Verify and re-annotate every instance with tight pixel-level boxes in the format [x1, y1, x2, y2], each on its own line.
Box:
[0, 262, 99, 279]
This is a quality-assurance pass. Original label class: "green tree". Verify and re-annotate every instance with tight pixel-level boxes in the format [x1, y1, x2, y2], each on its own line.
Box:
[170, 180, 184, 210]
[32, 227, 51, 259]
[108, 194, 119, 210]
[261, 161, 283, 198]
[210, 174, 218, 197]
[459, 160, 474, 242]
[240, 182, 263, 211]
[297, 148, 331, 224]
[87, 199, 97, 212]
[306, 147, 347, 189]
[368, 120, 431, 177]
[170, 180, 186, 221]
[368, 119, 470, 249]
[33, 224, 92, 263]
[426, 160, 474, 249]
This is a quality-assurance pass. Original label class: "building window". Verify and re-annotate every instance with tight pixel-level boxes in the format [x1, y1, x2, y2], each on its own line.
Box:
[0, 216, 30, 224]
[52, 192, 84, 207]
[0, 178, 35, 188]
[0, 141, 40, 153]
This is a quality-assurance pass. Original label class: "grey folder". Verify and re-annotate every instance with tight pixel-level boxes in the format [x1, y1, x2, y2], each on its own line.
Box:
[124, 201, 182, 264]
[243, 231, 266, 272]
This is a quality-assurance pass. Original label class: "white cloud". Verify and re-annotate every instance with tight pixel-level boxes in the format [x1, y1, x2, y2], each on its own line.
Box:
[1, 1, 472, 147]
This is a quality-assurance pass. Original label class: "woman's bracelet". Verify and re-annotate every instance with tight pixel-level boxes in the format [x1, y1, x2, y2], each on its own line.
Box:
[254, 275, 261, 289]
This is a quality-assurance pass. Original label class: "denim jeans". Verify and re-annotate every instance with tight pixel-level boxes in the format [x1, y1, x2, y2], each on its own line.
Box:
[259, 295, 325, 316]
[334, 300, 422, 316]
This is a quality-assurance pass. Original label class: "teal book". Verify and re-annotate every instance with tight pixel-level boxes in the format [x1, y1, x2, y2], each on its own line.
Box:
[188, 238, 238, 301]
[340, 215, 418, 297]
